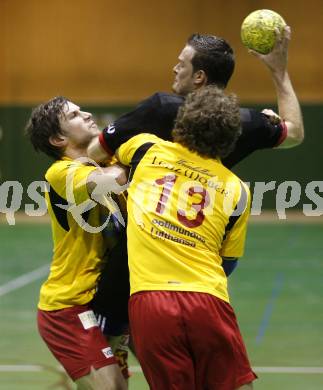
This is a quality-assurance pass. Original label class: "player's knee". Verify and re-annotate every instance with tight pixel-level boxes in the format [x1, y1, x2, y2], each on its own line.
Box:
[76, 365, 127, 390]
[96, 365, 127, 390]
[104, 372, 127, 390]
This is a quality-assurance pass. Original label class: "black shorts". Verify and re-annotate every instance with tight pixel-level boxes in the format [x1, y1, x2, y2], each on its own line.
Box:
[91, 230, 130, 336]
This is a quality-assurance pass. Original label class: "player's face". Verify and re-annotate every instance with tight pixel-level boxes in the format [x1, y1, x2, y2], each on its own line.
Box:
[59, 101, 100, 148]
[172, 45, 197, 96]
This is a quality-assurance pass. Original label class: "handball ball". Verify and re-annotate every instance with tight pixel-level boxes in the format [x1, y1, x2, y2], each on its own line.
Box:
[241, 9, 286, 54]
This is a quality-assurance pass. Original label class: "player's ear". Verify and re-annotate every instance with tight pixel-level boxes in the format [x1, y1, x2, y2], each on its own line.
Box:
[49, 133, 67, 148]
[193, 70, 207, 87]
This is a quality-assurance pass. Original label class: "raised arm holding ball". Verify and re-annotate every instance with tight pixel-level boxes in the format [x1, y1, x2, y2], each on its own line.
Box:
[250, 25, 304, 148]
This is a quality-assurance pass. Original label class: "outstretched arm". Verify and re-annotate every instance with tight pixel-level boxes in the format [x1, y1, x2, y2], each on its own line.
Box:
[250, 26, 304, 148]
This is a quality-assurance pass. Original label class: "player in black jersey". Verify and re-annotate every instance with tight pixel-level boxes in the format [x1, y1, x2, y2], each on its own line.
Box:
[88, 27, 303, 166]
[89, 27, 303, 341]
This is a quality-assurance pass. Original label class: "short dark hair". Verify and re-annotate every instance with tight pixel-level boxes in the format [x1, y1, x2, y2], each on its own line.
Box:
[173, 86, 241, 159]
[187, 34, 235, 88]
[25, 96, 68, 159]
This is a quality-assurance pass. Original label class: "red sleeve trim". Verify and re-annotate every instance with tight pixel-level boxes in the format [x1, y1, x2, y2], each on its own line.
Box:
[275, 120, 288, 147]
[99, 132, 114, 157]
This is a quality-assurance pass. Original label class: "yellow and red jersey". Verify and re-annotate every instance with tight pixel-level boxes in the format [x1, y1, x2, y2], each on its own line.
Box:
[39, 157, 106, 310]
[117, 134, 250, 303]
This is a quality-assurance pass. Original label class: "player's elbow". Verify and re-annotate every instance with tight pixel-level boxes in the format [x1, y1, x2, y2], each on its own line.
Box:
[288, 131, 304, 147]
[294, 130, 304, 145]
[279, 123, 304, 148]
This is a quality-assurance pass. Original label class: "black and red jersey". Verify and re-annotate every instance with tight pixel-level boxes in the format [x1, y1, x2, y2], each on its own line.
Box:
[99, 92, 287, 168]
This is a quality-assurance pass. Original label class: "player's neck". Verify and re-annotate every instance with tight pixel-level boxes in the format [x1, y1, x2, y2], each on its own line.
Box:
[64, 145, 89, 160]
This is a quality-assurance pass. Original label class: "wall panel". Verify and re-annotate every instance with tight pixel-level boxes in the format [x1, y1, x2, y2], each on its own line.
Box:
[1, 0, 323, 104]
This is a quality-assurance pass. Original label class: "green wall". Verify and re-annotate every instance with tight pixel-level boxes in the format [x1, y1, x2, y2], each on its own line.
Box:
[0, 103, 321, 213]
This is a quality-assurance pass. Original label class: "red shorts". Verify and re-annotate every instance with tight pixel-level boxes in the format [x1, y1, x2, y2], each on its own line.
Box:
[129, 291, 257, 390]
[37, 305, 116, 381]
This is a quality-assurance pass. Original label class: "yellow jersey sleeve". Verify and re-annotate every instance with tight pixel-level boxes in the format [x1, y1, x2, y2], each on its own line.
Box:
[220, 182, 251, 258]
[117, 133, 160, 166]
[45, 158, 97, 204]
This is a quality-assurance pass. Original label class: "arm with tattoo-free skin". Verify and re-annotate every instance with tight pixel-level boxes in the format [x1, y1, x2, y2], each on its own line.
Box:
[250, 26, 304, 148]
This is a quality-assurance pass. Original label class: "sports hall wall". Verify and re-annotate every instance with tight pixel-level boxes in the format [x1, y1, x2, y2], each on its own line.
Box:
[0, 0, 322, 211]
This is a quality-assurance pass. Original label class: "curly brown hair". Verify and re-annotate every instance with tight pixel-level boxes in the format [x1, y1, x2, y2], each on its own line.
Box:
[172, 86, 241, 159]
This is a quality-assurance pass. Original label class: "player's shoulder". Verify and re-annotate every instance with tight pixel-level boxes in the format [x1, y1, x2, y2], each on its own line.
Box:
[219, 163, 250, 195]
[45, 158, 86, 183]
[117, 133, 162, 166]
[125, 133, 162, 145]
[150, 92, 184, 104]
[118, 133, 162, 158]
[219, 163, 240, 182]
[46, 158, 69, 177]
[146, 92, 184, 110]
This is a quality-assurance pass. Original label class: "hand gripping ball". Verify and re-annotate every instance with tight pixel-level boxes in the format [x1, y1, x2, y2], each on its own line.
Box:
[241, 9, 286, 54]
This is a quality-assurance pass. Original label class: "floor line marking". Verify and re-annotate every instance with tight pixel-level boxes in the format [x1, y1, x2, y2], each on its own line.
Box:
[0, 264, 49, 297]
[256, 272, 284, 344]
[0, 365, 44, 372]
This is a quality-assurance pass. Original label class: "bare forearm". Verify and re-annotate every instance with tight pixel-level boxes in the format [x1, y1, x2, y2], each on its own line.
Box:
[272, 70, 304, 147]
[254, 25, 304, 148]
